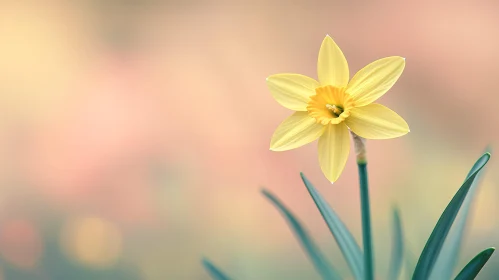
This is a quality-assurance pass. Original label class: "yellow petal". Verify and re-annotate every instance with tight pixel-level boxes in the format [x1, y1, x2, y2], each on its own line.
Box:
[270, 112, 325, 151]
[317, 35, 349, 87]
[318, 123, 350, 183]
[267, 74, 319, 111]
[346, 56, 405, 107]
[345, 103, 410, 139]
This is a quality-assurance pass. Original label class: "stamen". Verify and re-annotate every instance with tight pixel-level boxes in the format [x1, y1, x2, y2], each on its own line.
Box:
[326, 104, 343, 116]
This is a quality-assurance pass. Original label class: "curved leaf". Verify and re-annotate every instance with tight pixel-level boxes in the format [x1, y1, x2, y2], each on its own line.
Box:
[202, 258, 233, 280]
[389, 206, 404, 280]
[412, 153, 491, 280]
[431, 147, 491, 280]
[301, 173, 364, 280]
[454, 248, 495, 280]
[262, 189, 342, 280]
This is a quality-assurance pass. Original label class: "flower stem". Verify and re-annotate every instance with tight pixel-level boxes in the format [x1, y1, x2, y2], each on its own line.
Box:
[351, 131, 374, 280]
[358, 161, 374, 280]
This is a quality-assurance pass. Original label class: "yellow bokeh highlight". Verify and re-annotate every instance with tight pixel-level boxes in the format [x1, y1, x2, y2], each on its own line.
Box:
[61, 216, 122, 268]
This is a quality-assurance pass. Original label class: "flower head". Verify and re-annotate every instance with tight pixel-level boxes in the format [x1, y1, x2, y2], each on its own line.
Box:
[267, 35, 409, 183]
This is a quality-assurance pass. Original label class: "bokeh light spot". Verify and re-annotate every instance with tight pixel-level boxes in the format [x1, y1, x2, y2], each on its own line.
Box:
[61, 216, 122, 268]
[0, 219, 43, 269]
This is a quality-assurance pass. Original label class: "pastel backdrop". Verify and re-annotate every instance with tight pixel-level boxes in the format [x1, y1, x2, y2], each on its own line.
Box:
[0, 0, 498, 279]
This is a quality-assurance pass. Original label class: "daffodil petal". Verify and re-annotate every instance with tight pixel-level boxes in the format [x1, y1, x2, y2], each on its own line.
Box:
[317, 35, 349, 87]
[267, 74, 319, 111]
[318, 123, 350, 183]
[345, 103, 409, 139]
[346, 56, 405, 107]
[270, 112, 325, 151]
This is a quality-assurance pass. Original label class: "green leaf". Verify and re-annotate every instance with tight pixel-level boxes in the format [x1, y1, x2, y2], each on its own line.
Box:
[388, 206, 404, 280]
[202, 258, 233, 280]
[300, 173, 364, 280]
[262, 189, 342, 280]
[454, 248, 495, 280]
[412, 153, 491, 280]
[431, 147, 491, 280]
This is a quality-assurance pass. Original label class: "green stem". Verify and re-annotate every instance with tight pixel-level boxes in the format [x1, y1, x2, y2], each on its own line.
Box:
[358, 162, 374, 280]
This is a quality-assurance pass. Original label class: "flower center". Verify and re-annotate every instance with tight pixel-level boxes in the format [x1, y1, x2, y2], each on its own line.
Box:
[325, 104, 344, 117]
[307, 85, 354, 125]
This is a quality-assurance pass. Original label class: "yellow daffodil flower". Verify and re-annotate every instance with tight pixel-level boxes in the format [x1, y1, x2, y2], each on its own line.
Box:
[267, 35, 410, 183]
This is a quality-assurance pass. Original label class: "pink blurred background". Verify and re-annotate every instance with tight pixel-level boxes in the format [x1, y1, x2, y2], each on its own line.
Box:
[0, 0, 498, 279]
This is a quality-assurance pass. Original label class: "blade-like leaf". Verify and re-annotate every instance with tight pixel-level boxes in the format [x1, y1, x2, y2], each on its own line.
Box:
[262, 189, 342, 280]
[388, 206, 404, 280]
[300, 173, 364, 280]
[454, 248, 495, 280]
[202, 258, 233, 280]
[412, 153, 490, 280]
[431, 147, 491, 280]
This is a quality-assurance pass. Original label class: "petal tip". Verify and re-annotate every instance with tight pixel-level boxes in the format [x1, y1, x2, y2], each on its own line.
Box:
[323, 34, 333, 42]
[270, 146, 285, 152]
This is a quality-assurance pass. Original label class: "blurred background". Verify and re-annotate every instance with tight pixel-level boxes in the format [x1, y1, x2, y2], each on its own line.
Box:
[0, 0, 498, 279]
